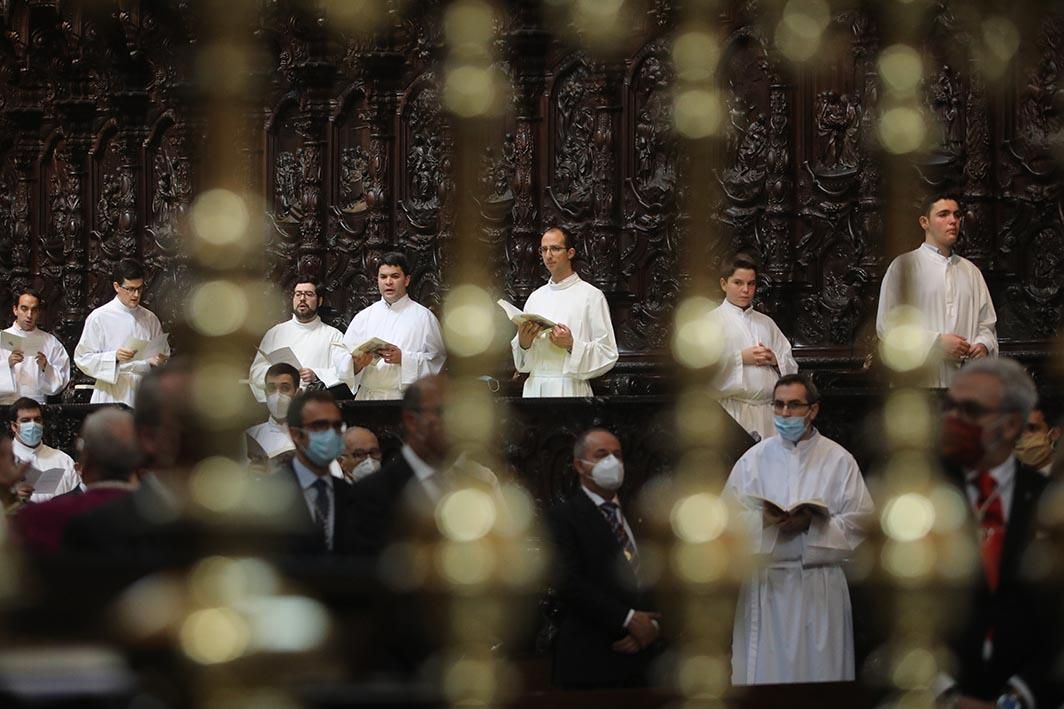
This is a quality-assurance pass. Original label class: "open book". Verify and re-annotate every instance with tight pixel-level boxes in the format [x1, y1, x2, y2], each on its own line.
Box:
[332, 337, 393, 358]
[24, 467, 68, 497]
[744, 494, 829, 516]
[0, 330, 46, 357]
[497, 300, 556, 329]
[257, 346, 303, 370]
[123, 333, 170, 362]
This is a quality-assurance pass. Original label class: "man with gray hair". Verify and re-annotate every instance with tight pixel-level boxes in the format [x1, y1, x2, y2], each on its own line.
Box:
[13, 407, 140, 556]
[936, 357, 1057, 709]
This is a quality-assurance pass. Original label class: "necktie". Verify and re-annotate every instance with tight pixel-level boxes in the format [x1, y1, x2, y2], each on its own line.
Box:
[975, 470, 1004, 592]
[311, 478, 331, 550]
[599, 502, 638, 570]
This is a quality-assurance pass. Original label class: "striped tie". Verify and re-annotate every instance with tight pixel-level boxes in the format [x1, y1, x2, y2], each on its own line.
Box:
[599, 501, 638, 570]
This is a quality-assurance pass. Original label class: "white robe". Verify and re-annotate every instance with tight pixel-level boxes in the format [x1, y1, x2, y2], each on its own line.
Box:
[876, 243, 998, 388]
[511, 273, 618, 397]
[710, 300, 798, 440]
[342, 295, 446, 400]
[248, 316, 345, 402]
[0, 325, 71, 405]
[725, 430, 874, 685]
[14, 437, 80, 504]
[73, 298, 169, 406]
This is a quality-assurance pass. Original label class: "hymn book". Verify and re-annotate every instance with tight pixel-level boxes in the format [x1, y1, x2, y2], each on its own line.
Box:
[332, 338, 393, 359]
[257, 346, 303, 370]
[743, 494, 830, 516]
[0, 330, 45, 356]
[122, 333, 170, 362]
[23, 467, 67, 496]
[496, 300, 557, 329]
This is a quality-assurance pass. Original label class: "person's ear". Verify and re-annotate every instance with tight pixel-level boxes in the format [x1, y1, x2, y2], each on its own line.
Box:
[808, 402, 820, 423]
[918, 215, 930, 231]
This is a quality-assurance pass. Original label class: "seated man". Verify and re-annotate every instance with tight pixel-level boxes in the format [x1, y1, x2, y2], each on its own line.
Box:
[339, 426, 382, 482]
[725, 373, 873, 685]
[9, 396, 80, 503]
[547, 428, 661, 689]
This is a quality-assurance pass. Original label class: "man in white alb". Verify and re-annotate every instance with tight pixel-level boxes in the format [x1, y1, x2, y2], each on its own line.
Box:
[876, 193, 997, 387]
[0, 288, 71, 405]
[711, 253, 798, 440]
[248, 278, 345, 403]
[512, 227, 618, 397]
[725, 374, 874, 685]
[244, 363, 300, 462]
[9, 396, 80, 503]
[341, 252, 445, 400]
[74, 258, 169, 406]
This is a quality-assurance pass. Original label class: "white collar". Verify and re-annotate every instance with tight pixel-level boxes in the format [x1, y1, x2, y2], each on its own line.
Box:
[8, 323, 39, 335]
[12, 436, 45, 460]
[547, 272, 581, 291]
[919, 242, 954, 263]
[108, 296, 140, 314]
[721, 299, 754, 317]
[580, 483, 619, 507]
[401, 443, 438, 483]
[288, 314, 323, 330]
[381, 294, 412, 310]
[965, 454, 1017, 488]
[779, 427, 820, 451]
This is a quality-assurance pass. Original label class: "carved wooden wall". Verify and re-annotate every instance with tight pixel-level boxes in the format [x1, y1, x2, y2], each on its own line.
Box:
[2, 0, 1062, 400]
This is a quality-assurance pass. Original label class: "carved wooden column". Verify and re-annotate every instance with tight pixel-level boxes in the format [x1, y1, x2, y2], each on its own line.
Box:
[586, 59, 623, 293]
[361, 47, 404, 271]
[507, 4, 549, 302]
[6, 109, 41, 297]
[52, 114, 93, 345]
[761, 79, 794, 315]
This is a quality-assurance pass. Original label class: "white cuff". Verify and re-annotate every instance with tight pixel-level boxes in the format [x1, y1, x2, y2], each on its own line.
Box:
[1008, 675, 1036, 709]
[622, 608, 634, 629]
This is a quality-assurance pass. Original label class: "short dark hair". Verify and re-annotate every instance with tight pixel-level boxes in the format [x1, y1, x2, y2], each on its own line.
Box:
[773, 373, 819, 405]
[573, 427, 616, 459]
[113, 258, 145, 285]
[920, 192, 963, 216]
[291, 276, 323, 298]
[719, 252, 760, 281]
[544, 225, 574, 251]
[9, 397, 42, 423]
[286, 390, 341, 430]
[401, 378, 424, 413]
[12, 287, 43, 307]
[265, 363, 300, 389]
[377, 252, 411, 277]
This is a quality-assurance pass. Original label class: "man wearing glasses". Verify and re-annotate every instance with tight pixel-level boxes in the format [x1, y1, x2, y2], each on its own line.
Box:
[339, 425, 383, 482]
[74, 258, 169, 406]
[511, 226, 618, 397]
[725, 373, 874, 685]
[876, 192, 998, 387]
[936, 358, 1055, 709]
[248, 277, 346, 403]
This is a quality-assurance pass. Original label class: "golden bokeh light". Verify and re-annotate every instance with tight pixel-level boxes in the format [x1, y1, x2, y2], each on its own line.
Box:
[673, 89, 724, 139]
[190, 189, 250, 246]
[878, 45, 924, 96]
[671, 493, 729, 543]
[882, 539, 935, 582]
[443, 657, 500, 704]
[179, 607, 250, 664]
[672, 543, 730, 584]
[190, 457, 252, 514]
[243, 595, 330, 652]
[444, 0, 495, 52]
[192, 360, 248, 423]
[883, 389, 934, 448]
[677, 653, 729, 698]
[672, 297, 726, 367]
[443, 284, 498, 356]
[672, 30, 721, 83]
[982, 16, 1021, 64]
[443, 64, 502, 118]
[187, 280, 249, 337]
[195, 44, 251, 97]
[438, 539, 496, 586]
[891, 646, 938, 689]
[877, 106, 928, 155]
[879, 305, 934, 371]
[437, 488, 498, 542]
[881, 493, 936, 542]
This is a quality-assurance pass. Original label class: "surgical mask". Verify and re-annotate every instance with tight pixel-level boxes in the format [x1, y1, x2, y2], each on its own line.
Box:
[773, 415, 808, 443]
[266, 392, 292, 421]
[583, 454, 624, 491]
[302, 429, 344, 467]
[1015, 431, 1055, 470]
[349, 456, 381, 481]
[941, 416, 985, 468]
[17, 421, 44, 447]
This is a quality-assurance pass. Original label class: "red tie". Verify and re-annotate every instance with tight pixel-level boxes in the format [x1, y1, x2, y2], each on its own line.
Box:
[975, 470, 1005, 592]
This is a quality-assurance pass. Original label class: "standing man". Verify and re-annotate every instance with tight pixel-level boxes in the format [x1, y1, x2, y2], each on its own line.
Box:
[248, 278, 345, 403]
[0, 288, 71, 405]
[876, 193, 997, 387]
[341, 253, 445, 400]
[512, 227, 618, 397]
[9, 397, 80, 503]
[74, 258, 169, 406]
[548, 428, 660, 689]
[711, 253, 798, 440]
[725, 373, 874, 685]
[339, 426, 383, 482]
[936, 358, 1057, 709]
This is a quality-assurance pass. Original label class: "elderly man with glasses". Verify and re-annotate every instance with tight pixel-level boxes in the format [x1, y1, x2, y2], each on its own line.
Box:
[724, 372, 874, 685]
[510, 226, 618, 397]
[74, 258, 169, 406]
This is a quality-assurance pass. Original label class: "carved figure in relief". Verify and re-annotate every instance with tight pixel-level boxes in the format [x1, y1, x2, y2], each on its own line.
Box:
[339, 145, 370, 214]
[1020, 57, 1060, 146]
[927, 67, 962, 152]
[815, 91, 860, 170]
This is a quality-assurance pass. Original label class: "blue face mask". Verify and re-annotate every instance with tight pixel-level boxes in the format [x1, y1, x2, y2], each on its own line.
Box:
[302, 429, 344, 467]
[774, 415, 808, 443]
[18, 421, 44, 447]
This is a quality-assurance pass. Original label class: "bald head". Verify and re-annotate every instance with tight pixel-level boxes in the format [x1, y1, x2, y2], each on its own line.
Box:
[80, 407, 140, 484]
[340, 426, 382, 477]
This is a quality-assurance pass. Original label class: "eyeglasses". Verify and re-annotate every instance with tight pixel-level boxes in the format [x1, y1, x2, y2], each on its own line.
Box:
[296, 419, 346, 434]
[293, 291, 317, 300]
[772, 400, 812, 414]
[118, 284, 145, 294]
[539, 245, 568, 255]
[342, 447, 382, 460]
[942, 396, 1001, 421]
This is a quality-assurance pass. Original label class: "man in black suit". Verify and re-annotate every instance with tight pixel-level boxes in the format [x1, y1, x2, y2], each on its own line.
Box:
[937, 357, 1057, 709]
[547, 428, 661, 689]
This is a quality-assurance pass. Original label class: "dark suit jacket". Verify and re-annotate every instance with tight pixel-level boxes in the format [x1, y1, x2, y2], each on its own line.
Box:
[547, 489, 657, 689]
[270, 459, 359, 556]
[348, 453, 441, 558]
[948, 460, 1057, 703]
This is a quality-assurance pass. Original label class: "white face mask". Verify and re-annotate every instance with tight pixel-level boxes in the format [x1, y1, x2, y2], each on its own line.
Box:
[582, 454, 624, 491]
[349, 456, 381, 481]
[266, 392, 292, 421]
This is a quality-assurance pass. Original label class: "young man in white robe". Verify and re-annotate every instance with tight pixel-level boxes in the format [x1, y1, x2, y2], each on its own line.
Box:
[248, 278, 346, 403]
[725, 373, 874, 685]
[74, 258, 170, 406]
[0, 288, 71, 405]
[341, 252, 446, 400]
[9, 397, 80, 503]
[710, 253, 798, 440]
[876, 193, 998, 388]
[512, 227, 618, 397]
